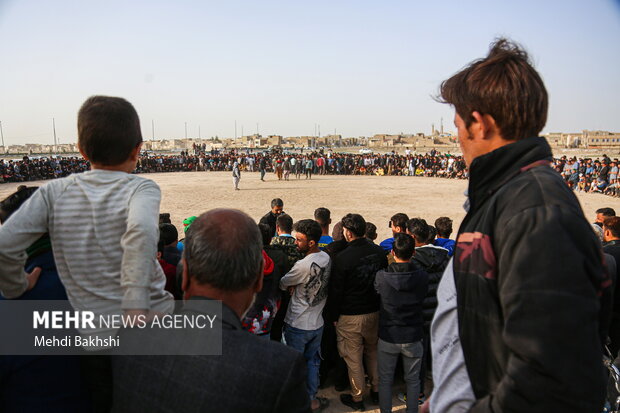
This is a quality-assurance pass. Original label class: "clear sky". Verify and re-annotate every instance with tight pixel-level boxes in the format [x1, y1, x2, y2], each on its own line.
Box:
[1, 0, 619, 146]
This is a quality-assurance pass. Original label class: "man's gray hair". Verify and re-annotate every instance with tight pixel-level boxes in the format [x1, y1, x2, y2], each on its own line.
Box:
[184, 209, 262, 291]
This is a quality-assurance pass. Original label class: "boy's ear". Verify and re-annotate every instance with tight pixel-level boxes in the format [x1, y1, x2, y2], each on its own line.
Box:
[78, 144, 89, 161]
[129, 142, 143, 162]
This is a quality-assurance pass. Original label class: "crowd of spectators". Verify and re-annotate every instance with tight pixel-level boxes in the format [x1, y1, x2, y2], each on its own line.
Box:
[3, 150, 620, 199]
[554, 154, 620, 197]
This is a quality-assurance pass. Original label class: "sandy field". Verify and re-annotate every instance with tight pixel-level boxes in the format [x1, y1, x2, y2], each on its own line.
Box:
[2, 170, 620, 412]
[2, 170, 619, 241]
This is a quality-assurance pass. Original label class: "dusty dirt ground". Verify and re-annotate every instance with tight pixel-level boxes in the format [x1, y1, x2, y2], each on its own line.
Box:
[2, 170, 618, 240]
[2, 170, 619, 412]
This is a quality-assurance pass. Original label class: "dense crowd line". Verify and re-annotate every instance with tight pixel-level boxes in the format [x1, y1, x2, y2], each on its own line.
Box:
[4, 151, 620, 198]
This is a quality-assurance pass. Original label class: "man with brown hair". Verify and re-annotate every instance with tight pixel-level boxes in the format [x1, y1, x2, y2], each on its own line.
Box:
[427, 39, 609, 413]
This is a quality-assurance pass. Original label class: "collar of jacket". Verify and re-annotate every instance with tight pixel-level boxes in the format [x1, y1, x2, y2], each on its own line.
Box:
[605, 239, 620, 247]
[183, 296, 242, 331]
[386, 261, 420, 273]
[467, 136, 553, 212]
[348, 238, 369, 247]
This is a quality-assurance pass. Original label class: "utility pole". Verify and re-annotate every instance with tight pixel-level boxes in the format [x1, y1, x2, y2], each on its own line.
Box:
[0, 121, 5, 153]
[184, 122, 187, 139]
[52, 118, 58, 154]
[318, 124, 321, 138]
[256, 122, 259, 136]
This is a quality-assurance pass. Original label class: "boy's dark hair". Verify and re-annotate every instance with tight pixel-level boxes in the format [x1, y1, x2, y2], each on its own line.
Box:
[293, 219, 322, 244]
[314, 207, 331, 227]
[258, 223, 273, 247]
[341, 213, 366, 238]
[604, 217, 620, 239]
[332, 221, 344, 241]
[596, 207, 616, 217]
[407, 218, 429, 244]
[438, 38, 548, 141]
[159, 213, 171, 224]
[276, 213, 293, 234]
[392, 233, 415, 261]
[77, 96, 143, 166]
[0, 186, 39, 224]
[365, 222, 377, 240]
[159, 223, 179, 246]
[157, 239, 165, 255]
[427, 225, 437, 244]
[435, 216, 453, 238]
[271, 198, 284, 208]
[391, 213, 409, 232]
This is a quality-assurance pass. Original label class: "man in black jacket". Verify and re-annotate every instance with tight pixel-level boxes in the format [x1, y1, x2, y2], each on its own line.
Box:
[259, 198, 284, 237]
[375, 233, 428, 413]
[603, 216, 620, 357]
[407, 217, 449, 402]
[329, 213, 388, 411]
[112, 209, 311, 413]
[427, 39, 609, 413]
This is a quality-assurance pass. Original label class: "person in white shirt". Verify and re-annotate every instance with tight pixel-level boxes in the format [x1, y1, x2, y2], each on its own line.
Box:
[280, 219, 331, 412]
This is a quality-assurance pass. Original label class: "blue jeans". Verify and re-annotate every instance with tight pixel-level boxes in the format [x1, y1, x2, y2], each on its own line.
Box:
[284, 324, 323, 401]
[378, 339, 423, 413]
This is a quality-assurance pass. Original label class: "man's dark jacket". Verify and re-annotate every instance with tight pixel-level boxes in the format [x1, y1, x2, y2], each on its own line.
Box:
[328, 238, 388, 319]
[604, 240, 620, 356]
[374, 261, 428, 344]
[412, 245, 449, 331]
[112, 299, 310, 413]
[453, 136, 609, 412]
[260, 211, 278, 237]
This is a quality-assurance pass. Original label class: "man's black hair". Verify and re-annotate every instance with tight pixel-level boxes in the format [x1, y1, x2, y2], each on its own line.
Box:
[159, 213, 171, 224]
[341, 213, 366, 238]
[159, 223, 179, 246]
[596, 207, 616, 217]
[271, 198, 284, 208]
[314, 207, 331, 227]
[365, 222, 377, 240]
[604, 217, 620, 239]
[434, 216, 453, 238]
[391, 213, 409, 232]
[293, 219, 322, 244]
[393, 233, 415, 261]
[77, 95, 143, 166]
[427, 225, 437, 244]
[407, 218, 429, 244]
[276, 213, 293, 234]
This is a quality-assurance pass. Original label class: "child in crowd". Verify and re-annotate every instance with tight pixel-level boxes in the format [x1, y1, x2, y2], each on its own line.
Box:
[0, 96, 174, 412]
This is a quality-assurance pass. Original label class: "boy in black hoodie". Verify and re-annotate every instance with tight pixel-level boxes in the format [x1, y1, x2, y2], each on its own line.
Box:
[374, 233, 428, 413]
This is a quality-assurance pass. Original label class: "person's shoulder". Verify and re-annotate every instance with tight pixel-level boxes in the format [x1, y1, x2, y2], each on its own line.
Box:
[498, 164, 578, 213]
[129, 174, 160, 187]
[371, 239, 388, 254]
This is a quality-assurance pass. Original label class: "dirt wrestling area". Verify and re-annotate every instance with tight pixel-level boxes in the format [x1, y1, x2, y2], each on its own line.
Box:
[2, 170, 619, 242]
[2, 171, 620, 412]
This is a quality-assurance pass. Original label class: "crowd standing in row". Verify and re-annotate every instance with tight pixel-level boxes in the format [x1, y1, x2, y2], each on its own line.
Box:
[1, 38, 619, 413]
[5, 149, 620, 199]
